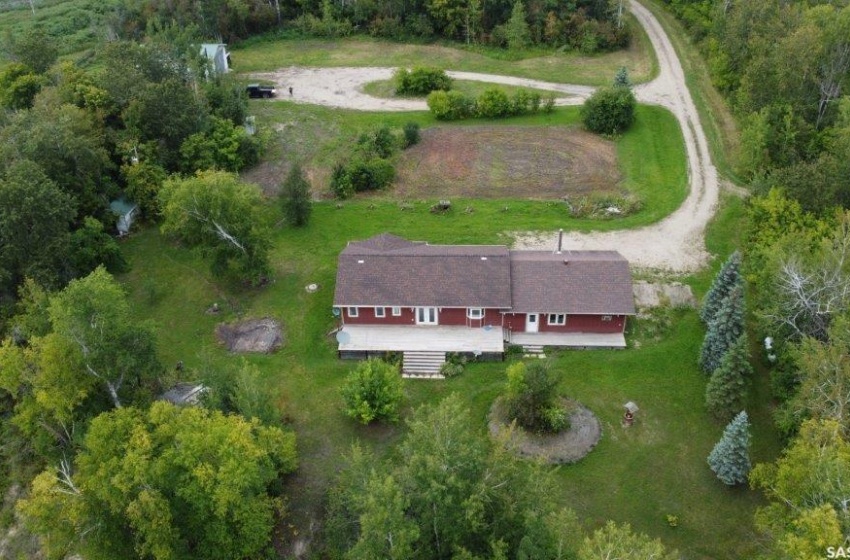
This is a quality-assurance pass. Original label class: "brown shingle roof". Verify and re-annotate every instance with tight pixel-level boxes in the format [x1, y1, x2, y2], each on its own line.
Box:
[510, 250, 635, 315]
[334, 234, 512, 308]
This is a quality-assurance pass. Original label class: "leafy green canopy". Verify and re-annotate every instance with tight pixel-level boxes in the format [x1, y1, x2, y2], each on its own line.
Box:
[159, 170, 271, 284]
[581, 86, 636, 135]
[19, 401, 297, 560]
[751, 419, 849, 558]
[340, 359, 404, 424]
[326, 394, 585, 559]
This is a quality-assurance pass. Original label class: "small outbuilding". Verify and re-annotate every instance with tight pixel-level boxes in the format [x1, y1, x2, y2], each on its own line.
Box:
[199, 43, 230, 76]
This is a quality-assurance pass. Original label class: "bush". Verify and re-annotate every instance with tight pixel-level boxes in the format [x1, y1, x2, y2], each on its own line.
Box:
[476, 87, 512, 118]
[341, 359, 404, 424]
[332, 157, 395, 197]
[427, 90, 474, 120]
[542, 404, 570, 432]
[395, 66, 452, 96]
[402, 122, 421, 148]
[358, 125, 397, 158]
[504, 361, 563, 433]
[581, 86, 636, 135]
[330, 163, 354, 199]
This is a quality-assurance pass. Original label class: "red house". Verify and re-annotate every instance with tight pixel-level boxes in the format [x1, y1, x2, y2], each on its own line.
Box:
[333, 234, 635, 375]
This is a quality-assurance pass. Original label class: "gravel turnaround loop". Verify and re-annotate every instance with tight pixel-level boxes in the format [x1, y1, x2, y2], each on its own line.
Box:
[250, 0, 719, 273]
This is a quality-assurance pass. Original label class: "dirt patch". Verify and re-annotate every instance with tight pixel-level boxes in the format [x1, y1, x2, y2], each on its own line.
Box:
[488, 397, 601, 464]
[633, 281, 697, 309]
[394, 126, 623, 199]
[216, 318, 283, 353]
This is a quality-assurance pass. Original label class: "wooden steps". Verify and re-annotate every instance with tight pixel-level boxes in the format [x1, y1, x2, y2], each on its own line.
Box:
[402, 351, 446, 379]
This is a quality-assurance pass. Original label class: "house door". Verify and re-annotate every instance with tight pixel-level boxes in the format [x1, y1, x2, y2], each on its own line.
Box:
[416, 307, 438, 325]
[526, 313, 539, 333]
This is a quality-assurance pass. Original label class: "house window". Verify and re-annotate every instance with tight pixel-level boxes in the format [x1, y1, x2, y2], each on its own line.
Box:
[467, 307, 483, 319]
[601, 315, 613, 322]
[375, 307, 386, 318]
[348, 307, 359, 318]
[391, 307, 402, 316]
[548, 314, 566, 326]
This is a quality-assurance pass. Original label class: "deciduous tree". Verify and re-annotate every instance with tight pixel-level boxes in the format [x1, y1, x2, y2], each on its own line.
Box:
[341, 359, 404, 424]
[19, 401, 297, 560]
[751, 419, 850, 556]
[578, 521, 678, 560]
[158, 170, 271, 284]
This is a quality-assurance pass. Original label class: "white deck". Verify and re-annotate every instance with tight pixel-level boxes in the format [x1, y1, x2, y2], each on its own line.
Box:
[337, 325, 626, 352]
[338, 325, 505, 353]
[509, 331, 626, 349]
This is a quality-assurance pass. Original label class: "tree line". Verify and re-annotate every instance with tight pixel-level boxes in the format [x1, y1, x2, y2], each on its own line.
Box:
[662, 0, 850, 214]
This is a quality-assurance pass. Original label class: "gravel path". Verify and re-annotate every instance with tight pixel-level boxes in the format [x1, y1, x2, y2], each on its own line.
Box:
[250, 0, 719, 273]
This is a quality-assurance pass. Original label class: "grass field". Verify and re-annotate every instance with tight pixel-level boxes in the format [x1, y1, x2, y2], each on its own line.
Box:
[0, 0, 117, 57]
[116, 185, 779, 560]
[233, 16, 657, 87]
[362, 78, 571, 100]
[244, 103, 687, 228]
[393, 126, 622, 199]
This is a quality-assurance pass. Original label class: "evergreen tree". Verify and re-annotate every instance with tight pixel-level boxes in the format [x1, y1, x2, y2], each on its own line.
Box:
[699, 285, 745, 374]
[705, 335, 752, 421]
[613, 67, 631, 89]
[700, 251, 742, 324]
[281, 163, 312, 227]
[708, 411, 752, 485]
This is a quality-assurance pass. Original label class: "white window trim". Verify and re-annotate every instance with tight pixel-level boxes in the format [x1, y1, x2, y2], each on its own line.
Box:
[601, 315, 613, 322]
[391, 306, 402, 316]
[375, 307, 386, 318]
[348, 306, 359, 318]
[548, 313, 566, 326]
[467, 307, 484, 319]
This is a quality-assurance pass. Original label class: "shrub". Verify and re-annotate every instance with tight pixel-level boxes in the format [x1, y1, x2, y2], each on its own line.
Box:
[402, 122, 421, 148]
[330, 163, 354, 199]
[581, 86, 636, 135]
[476, 87, 512, 118]
[358, 125, 397, 158]
[542, 404, 570, 432]
[504, 361, 563, 433]
[395, 66, 452, 96]
[427, 90, 474, 120]
[341, 359, 404, 424]
[543, 93, 556, 113]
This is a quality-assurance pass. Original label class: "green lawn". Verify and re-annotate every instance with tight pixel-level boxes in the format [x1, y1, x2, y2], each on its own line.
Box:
[361, 78, 570, 100]
[118, 190, 779, 559]
[0, 0, 118, 57]
[233, 16, 657, 86]
[247, 102, 686, 229]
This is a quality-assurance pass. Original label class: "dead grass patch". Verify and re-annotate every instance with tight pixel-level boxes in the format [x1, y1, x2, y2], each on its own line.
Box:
[393, 126, 623, 199]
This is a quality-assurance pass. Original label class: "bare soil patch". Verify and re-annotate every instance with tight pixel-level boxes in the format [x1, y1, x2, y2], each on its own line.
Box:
[632, 281, 697, 309]
[394, 126, 623, 199]
[216, 318, 283, 353]
[488, 397, 601, 464]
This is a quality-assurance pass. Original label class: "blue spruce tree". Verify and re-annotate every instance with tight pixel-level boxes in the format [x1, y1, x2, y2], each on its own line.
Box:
[700, 251, 741, 325]
[699, 285, 745, 374]
[708, 410, 751, 485]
